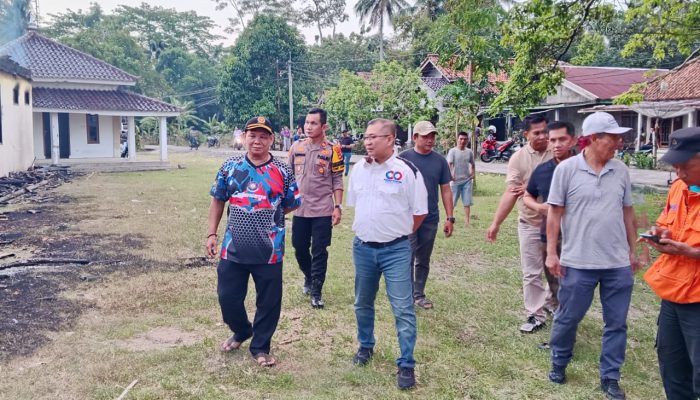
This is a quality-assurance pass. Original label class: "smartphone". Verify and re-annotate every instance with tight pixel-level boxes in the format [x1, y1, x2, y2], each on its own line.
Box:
[640, 233, 661, 243]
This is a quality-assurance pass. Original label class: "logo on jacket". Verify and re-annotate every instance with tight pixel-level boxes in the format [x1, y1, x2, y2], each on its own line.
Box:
[385, 170, 403, 183]
[247, 181, 259, 192]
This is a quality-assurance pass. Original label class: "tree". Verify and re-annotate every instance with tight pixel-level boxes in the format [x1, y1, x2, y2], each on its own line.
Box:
[218, 15, 308, 128]
[324, 62, 434, 133]
[354, 0, 409, 61]
[297, 0, 348, 42]
[0, 0, 31, 43]
[211, 0, 296, 33]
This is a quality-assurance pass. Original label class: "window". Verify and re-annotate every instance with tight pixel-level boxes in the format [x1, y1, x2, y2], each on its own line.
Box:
[12, 84, 19, 104]
[24, 90, 30, 105]
[86, 114, 100, 144]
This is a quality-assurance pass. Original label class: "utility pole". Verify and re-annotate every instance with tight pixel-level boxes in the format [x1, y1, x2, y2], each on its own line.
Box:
[288, 53, 293, 131]
[275, 59, 281, 122]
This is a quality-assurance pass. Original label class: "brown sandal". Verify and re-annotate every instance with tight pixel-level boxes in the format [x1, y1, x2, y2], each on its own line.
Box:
[252, 352, 277, 367]
[220, 335, 247, 352]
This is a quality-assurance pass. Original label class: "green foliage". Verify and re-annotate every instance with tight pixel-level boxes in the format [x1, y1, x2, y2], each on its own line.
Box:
[211, 0, 296, 34]
[633, 151, 656, 169]
[297, 0, 348, 42]
[570, 32, 606, 65]
[354, 0, 409, 59]
[492, 0, 615, 116]
[614, 81, 647, 105]
[623, 0, 700, 61]
[324, 62, 434, 133]
[217, 15, 308, 129]
[324, 70, 379, 132]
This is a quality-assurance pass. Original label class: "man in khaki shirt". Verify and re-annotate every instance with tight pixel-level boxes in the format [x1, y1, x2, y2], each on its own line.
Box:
[288, 108, 344, 308]
[486, 115, 554, 333]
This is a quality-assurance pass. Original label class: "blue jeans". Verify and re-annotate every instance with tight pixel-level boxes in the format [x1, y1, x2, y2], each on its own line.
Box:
[343, 153, 352, 176]
[549, 266, 634, 380]
[353, 236, 416, 368]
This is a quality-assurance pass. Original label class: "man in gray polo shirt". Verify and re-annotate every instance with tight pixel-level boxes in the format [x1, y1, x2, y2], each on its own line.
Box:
[545, 112, 641, 400]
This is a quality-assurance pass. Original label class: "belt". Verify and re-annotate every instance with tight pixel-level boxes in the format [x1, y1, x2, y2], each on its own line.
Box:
[361, 235, 408, 248]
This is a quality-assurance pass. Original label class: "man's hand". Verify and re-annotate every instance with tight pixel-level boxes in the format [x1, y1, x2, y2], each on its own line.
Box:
[486, 223, 499, 242]
[538, 203, 549, 216]
[645, 237, 698, 258]
[509, 184, 526, 197]
[206, 236, 218, 258]
[629, 252, 643, 272]
[332, 207, 342, 226]
[444, 220, 454, 238]
[546, 254, 564, 277]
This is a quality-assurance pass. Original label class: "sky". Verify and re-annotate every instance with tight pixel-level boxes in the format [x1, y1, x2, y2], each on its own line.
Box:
[38, 0, 394, 45]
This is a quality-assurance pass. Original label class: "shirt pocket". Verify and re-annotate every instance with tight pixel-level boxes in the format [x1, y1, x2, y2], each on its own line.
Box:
[376, 183, 403, 211]
[294, 156, 305, 176]
[313, 154, 331, 177]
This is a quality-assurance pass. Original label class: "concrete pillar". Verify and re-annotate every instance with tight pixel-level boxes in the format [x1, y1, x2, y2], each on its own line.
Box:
[554, 109, 560, 121]
[50, 112, 59, 165]
[127, 116, 136, 160]
[159, 116, 168, 161]
[406, 122, 412, 147]
[689, 111, 696, 127]
[636, 112, 643, 151]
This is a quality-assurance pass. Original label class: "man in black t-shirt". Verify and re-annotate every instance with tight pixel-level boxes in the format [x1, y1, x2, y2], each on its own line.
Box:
[523, 121, 577, 313]
[339, 129, 355, 176]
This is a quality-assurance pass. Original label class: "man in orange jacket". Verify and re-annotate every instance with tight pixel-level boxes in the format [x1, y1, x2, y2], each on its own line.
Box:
[642, 127, 700, 400]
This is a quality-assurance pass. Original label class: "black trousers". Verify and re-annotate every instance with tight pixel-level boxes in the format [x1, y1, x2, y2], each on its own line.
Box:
[292, 216, 332, 296]
[409, 221, 438, 301]
[217, 259, 283, 355]
[657, 299, 700, 400]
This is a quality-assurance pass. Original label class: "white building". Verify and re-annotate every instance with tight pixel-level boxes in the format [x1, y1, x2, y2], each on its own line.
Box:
[0, 56, 33, 177]
[0, 29, 180, 168]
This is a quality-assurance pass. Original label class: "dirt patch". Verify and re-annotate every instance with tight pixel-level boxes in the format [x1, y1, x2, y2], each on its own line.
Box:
[0, 193, 195, 362]
[114, 327, 201, 352]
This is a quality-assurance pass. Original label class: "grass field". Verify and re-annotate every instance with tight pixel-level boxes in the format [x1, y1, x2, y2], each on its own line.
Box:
[0, 150, 669, 399]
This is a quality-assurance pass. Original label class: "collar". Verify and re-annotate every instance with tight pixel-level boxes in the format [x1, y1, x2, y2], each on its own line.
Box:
[525, 144, 549, 156]
[362, 153, 396, 168]
[576, 151, 617, 175]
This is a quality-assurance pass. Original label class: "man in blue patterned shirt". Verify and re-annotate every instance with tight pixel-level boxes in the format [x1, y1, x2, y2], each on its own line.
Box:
[206, 116, 301, 367]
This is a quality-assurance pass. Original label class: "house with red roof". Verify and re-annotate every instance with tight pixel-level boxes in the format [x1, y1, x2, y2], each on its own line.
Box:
[0, 28, 180, 170]
[538, 63, 664, 142]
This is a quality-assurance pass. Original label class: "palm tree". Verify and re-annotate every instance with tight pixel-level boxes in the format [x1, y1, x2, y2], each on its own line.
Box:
[354, 0, 408, 61]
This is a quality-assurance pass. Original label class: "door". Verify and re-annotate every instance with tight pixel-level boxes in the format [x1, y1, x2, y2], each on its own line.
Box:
[58, 113, 70, 158]
[42, 112, 51, 159]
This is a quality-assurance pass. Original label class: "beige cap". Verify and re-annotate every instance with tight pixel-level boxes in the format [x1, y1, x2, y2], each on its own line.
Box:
[413, 121, 438, 136]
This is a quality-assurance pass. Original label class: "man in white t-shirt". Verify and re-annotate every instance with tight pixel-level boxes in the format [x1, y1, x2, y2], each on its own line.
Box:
[347, 118, 428, 390]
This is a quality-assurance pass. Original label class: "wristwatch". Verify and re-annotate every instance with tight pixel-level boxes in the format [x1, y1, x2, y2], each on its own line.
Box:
[335, 204, 342, 210]
[446, 217, 456, 223]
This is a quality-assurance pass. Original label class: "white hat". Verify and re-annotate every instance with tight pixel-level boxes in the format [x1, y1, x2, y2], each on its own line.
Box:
[582, 112, 631, 136]
[488, 125, 496, 132]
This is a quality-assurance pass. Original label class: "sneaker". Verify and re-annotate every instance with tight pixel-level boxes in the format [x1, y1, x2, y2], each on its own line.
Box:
[302, 284, 311, 296]
[311, 295, 325, 309]
[548, 365, 566, 384]
[352, 347, 373, 366]
[519, 316, 545, 333]
[601, 378, 626, 400]
[397, 367, 416, 390]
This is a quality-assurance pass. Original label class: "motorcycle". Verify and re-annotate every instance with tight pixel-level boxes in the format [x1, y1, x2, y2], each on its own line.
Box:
[480, 136, 518, 163]
[207, 135, 220, 148]
[187, 134, 200, 150]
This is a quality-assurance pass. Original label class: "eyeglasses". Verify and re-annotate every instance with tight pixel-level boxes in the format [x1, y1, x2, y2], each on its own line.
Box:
[364, 135, 391, 141]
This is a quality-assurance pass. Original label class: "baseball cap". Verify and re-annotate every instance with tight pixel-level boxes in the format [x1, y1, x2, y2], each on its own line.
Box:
[244, 116, 274, 135]
[414, 121, 437, 136]
[581, 112, 631, 136]
[660, 127, 700, 165]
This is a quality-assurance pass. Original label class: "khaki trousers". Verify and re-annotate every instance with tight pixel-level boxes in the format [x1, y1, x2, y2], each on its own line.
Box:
[517, 220, 557, 321]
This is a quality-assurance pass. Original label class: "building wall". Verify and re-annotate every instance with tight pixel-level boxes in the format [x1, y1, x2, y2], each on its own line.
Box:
[545, 84, 593, 104]
[32, 113, 119, 159]
[0, 73, 33, 177]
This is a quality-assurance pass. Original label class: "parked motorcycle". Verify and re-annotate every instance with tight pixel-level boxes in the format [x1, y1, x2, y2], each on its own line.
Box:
[207, 135, 220, 148]
[480, 136, 518, 163]
[187, 135, 200, 150]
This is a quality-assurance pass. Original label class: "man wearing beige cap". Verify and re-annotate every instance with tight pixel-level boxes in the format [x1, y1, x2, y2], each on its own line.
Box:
[545, 112, 640, 400]
[399, 121, 454, 309]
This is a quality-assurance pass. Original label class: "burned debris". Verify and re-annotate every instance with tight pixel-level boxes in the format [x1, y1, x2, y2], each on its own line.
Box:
[0, 165, 78, 205]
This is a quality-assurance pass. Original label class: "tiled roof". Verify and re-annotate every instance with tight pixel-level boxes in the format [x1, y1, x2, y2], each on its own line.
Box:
[421, 77, 450, 92]
[420, 54, 469, 81]
[561, 64, 663, 100]
[644, 57, 700, 101]
[33, 88, 181, 114]
[0, 31, 138, 83]
[0, 55, 30, 79]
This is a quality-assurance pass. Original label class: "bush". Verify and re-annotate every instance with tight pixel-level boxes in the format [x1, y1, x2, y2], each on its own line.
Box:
[632, 152, 655, 169]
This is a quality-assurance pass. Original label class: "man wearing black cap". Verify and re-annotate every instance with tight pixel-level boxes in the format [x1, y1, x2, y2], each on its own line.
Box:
[206, 116, 301, 367]
[642, 127, 700, 400]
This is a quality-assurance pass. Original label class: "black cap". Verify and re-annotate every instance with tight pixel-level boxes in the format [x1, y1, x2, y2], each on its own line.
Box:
[244, 116, 274, 135]
[660, 127, 700, 165]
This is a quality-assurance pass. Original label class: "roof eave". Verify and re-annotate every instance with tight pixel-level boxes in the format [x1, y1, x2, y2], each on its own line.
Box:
[32, 78, 137, 86]
[33, 107, 180, 117]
